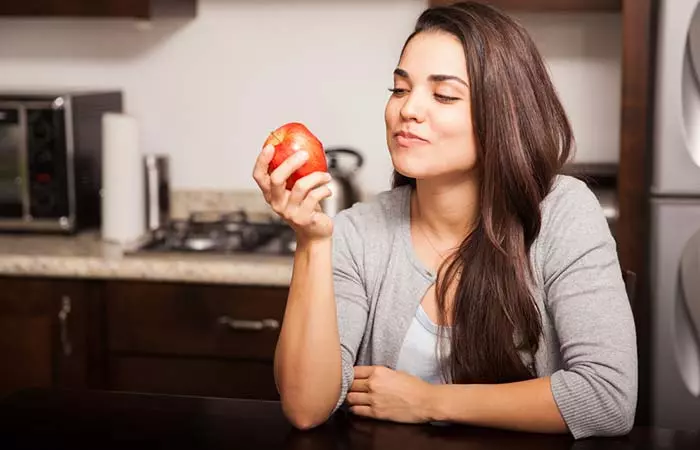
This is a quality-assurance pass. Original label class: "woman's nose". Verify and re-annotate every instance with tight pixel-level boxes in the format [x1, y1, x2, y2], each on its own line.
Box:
[399, 91, 427, 123]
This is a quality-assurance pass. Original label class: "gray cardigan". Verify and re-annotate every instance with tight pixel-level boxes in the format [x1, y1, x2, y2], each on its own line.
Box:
[330, 175, 637, 439]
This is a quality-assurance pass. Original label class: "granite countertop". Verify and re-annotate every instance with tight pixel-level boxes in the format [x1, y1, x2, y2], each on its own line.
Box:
[0, 232, 293, 287]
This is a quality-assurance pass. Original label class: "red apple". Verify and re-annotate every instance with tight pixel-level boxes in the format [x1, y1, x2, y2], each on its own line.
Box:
[264, 122, 327, 190]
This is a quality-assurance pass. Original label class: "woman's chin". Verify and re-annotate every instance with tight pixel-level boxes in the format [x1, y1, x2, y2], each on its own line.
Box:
[390, 154, 430, 179]
[394, 167, 431, 181]
[393, 162, 477, 185]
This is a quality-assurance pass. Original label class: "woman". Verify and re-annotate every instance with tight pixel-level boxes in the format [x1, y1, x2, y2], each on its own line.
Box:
[252, 1, 637, 440]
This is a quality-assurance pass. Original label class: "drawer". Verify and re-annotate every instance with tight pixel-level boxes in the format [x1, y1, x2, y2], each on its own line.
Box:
[105, 281, 287, 360]
[108, 356, 278, 400]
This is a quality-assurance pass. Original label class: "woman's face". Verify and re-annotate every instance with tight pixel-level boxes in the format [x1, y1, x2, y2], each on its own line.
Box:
[385, 31, 477, 182]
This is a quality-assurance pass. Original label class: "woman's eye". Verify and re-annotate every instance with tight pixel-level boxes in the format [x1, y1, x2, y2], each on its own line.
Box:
[434, 93, 460, 103]
[388, 88, 409, 97]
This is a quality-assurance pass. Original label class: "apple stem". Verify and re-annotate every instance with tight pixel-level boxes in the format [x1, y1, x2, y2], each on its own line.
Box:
[269, 130, 283, 144]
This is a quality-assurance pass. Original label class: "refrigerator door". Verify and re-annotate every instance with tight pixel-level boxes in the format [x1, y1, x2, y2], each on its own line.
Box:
[652, 0, 700, 195]
[651, 198, 700, 430]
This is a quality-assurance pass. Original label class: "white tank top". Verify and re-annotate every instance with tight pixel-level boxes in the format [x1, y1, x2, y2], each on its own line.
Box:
[395, 303, 452, 384]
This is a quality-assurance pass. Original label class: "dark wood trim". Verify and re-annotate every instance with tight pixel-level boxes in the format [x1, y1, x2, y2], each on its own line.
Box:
[618, 0, 657, 427]
[428, 0, 621, 12]
[152, 0, 197, 18]
[85, 281, 107, 389]
[0, 0, 197, 19]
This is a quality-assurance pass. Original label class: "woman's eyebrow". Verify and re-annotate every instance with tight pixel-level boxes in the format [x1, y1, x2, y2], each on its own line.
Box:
[429, 74, 469, 87]
[393, 67, 468, 87]
[393, 68, 410, 79]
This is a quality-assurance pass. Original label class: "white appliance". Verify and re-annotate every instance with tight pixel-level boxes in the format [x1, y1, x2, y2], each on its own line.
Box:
[650, 0, 700, 431]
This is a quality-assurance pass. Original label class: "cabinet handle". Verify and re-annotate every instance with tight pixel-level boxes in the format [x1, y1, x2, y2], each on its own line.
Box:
[58, 296, 72, 356]
[217, 316, 280, 331]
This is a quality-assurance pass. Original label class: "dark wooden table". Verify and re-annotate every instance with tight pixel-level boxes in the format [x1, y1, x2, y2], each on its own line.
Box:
[0, 389, 698, 450]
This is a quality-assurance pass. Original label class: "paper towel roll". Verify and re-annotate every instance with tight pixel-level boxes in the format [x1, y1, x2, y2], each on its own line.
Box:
[101, 112, 145, 246]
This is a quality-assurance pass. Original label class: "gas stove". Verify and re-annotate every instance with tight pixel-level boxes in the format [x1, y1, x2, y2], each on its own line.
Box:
[133, 210, 296, 256]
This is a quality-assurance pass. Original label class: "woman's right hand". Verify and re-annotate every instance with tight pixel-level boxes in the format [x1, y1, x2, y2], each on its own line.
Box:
[252, 144, 334, 243]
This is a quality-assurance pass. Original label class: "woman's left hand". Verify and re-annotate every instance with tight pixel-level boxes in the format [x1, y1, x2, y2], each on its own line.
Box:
[347, 366, 436, 423]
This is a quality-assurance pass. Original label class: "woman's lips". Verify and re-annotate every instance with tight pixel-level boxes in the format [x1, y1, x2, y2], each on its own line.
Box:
[394, 131, 429, 148]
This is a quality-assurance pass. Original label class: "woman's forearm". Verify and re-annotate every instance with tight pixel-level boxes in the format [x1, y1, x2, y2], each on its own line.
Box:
[273, 238, 342, 429]
[427, 377, 568, 434]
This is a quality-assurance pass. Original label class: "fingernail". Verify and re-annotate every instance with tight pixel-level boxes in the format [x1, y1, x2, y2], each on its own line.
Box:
[325, 173, 332, 181]
[297, 151, 309, 161]
[263, 145, 274, 154]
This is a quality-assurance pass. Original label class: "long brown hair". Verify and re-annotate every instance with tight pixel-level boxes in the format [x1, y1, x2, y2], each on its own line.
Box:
[393, 2, 573, 384]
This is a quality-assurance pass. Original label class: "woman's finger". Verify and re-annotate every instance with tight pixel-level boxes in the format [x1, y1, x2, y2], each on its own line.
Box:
[288, 172, 332, 208]
[295, 185, 332, 222]
[349, 406, 375, 419]
[269, 151, 308, 211]
[252, 145, 275, 201]
[350, 378, 371, 393]
[353, 366, 376, 379]
[346, 392, 373, 406]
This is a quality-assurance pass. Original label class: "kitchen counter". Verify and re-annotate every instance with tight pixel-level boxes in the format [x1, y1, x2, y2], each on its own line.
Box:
[0, 232, 293, 286]
[2, 388, 700, 450]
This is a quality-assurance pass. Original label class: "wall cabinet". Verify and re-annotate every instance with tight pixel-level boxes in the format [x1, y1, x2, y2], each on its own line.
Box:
[0, 0, 197, 19]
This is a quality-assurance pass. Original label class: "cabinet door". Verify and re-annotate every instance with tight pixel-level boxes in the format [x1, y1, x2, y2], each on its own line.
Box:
[105, 281, 288, 400]
[0, 277, 91, 397]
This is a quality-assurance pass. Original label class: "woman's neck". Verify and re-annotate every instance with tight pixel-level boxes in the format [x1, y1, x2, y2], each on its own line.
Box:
[411, 173, 479, 249]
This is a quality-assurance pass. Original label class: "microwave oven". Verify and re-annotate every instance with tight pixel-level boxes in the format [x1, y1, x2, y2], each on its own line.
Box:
[0, 90, 122, 233]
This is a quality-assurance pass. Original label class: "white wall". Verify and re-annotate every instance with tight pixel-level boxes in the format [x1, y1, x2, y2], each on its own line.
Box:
[0, 0, 620, 195]
[516, 11, 622, 167]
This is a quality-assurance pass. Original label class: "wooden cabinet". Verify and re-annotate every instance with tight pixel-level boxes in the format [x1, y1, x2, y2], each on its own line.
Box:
[0, 276, 288, 401]
[103, 281, 287, 400]
[0, 277, 96, 397]
[0, 0, 197, 19]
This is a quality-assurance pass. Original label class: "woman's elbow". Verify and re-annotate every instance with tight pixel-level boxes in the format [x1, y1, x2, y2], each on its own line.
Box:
[570, 404, 635, 439]
[606, 379, 638, 436]
[279, 393, 337, 431]
[596, 413, 634, 438]
[562, 370, 637, 439]
[284, 410, 327, 431]
[619, 412, 636, 436]
[602, 404, 635, 437]
[587, 392, 637, 438]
